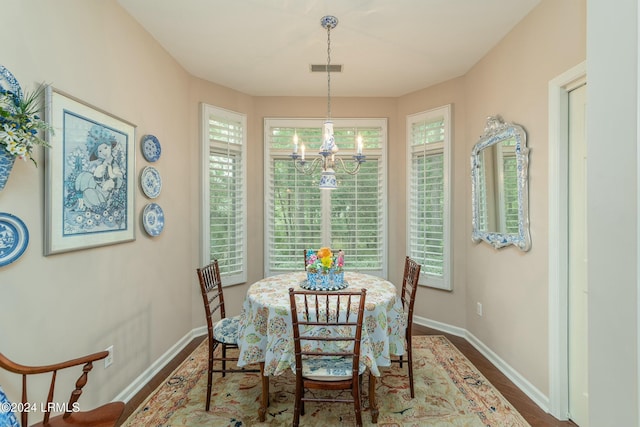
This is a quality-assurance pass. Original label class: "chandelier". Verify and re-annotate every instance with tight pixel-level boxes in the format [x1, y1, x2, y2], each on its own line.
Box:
[290, 15, 366, 190]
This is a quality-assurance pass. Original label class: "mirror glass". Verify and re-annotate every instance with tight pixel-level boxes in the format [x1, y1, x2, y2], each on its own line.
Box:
[471, 116, 531, 251]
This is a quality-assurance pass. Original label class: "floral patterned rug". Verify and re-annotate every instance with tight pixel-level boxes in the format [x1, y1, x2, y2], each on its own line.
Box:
[121, 335, 530, 426]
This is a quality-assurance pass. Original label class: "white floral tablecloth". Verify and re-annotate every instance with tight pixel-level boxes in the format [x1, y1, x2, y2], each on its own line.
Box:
[237, 271, 406, 377]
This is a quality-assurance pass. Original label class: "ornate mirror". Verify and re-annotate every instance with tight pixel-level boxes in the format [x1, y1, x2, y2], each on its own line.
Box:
[471, 115, 531, 251]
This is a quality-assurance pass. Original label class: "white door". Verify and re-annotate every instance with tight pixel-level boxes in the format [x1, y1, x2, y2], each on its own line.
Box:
[568, 81, 588, 427]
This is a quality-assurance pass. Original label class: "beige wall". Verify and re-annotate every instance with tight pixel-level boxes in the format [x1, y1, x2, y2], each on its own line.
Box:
[0, 0, 593, 416]
[461, 0, 586, 394]
[397, 78, 469, 328]
[187, 77, 255, 326]
[0, 0, 196, 408]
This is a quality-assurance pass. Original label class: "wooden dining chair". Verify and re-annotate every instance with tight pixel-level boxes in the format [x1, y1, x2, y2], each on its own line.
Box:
[0, 350, 125, 427]
[196, 260, 259, 411]
[288, 288, 375, 427]
[391, 256, 421, 398]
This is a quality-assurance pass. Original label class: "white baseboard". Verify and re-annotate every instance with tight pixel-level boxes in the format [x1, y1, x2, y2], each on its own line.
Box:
[414, 316, 550, 413]
[114, 327, 207, 403]
[414, 315, 466, 338]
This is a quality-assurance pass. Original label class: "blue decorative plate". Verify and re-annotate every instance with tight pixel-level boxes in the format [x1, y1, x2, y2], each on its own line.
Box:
[141, 134, 161, 162]
[140, 166, 162, 199]
[0, 212, 29, 267]
[0, 65, 23, 100]
[299, 280, 349, 291]
[0, 384, 19, 427]
[142, 203, 164, 236]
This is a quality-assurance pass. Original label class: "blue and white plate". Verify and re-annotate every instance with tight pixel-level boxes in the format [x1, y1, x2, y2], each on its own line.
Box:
[0, 65, 23, 100]
[142, 203, 164, 236]
[140, 166, 162, 199]
[141, 134, 161, 162]
[0, 212, 29, 267]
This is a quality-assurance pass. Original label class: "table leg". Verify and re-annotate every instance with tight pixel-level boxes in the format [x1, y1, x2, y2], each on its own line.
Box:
[259, 362, 269, 422]
[369, 373, 378, 423]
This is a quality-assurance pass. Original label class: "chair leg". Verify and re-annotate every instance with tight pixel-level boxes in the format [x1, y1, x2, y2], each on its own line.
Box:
[353, 378, 362, 427]
[221, 344, 227, 377]
[293, 375, 303, 427]
[206, 346, 214, 411]
[407, 335, 414, 398]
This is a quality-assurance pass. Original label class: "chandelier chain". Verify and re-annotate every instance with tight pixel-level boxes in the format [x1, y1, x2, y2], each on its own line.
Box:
[326, 24, 332, 120]
[289, 15, 365, 189]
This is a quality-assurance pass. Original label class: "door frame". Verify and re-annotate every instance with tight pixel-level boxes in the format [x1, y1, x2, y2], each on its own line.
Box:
[548, 60, 586, 420]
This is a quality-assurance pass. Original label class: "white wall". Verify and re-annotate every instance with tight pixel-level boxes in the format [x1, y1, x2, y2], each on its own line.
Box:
[587, 0, 639, 424]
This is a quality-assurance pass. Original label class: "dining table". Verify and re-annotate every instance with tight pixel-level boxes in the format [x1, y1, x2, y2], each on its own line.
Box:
[236, 270, 407, 422]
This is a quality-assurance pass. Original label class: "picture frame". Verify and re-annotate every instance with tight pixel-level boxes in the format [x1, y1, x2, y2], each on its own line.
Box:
[44, 87, 136, 255]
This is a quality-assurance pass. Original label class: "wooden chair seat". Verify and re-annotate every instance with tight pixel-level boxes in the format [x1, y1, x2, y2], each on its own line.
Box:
[29, 402, 125, 427]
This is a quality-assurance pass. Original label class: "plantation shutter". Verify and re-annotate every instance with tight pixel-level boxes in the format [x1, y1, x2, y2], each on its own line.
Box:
[265, 119, 386, 276]
[270, 157, 323, 270]
[331, 129, 384, 270]
[410, 151, 444, 277]
[206, 108, 246, 284]
[408, 106, 451, 289]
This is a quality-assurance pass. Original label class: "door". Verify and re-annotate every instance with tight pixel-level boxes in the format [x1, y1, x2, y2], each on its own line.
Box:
[568, 81, 588, 426]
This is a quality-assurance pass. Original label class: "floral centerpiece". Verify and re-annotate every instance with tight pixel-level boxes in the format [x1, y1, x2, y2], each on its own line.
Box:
[0, 83, 52, 190]
[305, 247, 345, 289]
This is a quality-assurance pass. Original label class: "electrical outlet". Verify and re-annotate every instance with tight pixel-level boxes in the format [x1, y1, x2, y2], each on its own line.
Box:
[476, 302, 483, 316]
[105, 345, 114, 368]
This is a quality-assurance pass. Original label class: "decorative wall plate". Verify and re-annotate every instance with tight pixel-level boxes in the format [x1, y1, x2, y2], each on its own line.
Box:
[140, 166, 162, 199]
[141, 134, 161, 162]
[0, 212, 29, 267]
[0, 65, 23, 100]
[142, 203, 164, 236]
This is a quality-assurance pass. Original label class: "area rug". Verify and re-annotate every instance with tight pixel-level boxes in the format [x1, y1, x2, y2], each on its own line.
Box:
[121, 335, 530, 426]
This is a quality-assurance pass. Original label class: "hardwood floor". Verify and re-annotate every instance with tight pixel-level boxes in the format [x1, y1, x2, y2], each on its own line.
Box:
[117, 335, 206, 425]
[117, 327, 577, 427]
[413, 325, 577, 427]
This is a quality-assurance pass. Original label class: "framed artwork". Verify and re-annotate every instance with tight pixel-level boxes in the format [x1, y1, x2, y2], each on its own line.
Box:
[44, 87, 136, 255]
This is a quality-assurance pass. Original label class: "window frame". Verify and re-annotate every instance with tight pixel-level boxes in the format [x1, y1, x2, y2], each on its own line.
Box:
[200, 103, 248, 286]
[406, 105, 452, 290]
[264, 117, 388, 278]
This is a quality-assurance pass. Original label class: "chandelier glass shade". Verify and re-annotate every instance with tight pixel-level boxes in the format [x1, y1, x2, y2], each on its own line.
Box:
[290, 15, 365, 190]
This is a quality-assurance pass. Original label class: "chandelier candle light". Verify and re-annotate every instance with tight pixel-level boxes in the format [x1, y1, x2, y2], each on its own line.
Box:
[290, 15, 366, 190]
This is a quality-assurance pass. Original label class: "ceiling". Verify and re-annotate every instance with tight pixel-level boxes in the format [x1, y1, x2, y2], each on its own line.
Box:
[117, 0, 540, 97]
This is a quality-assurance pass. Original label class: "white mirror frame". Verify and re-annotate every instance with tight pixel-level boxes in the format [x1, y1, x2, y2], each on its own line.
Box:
[471, 115, 531, 251]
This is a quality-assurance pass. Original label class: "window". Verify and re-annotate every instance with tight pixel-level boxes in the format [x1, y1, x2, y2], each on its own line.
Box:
[407, 105, 451, 290]
[264, 118, 387, 277]
[201, 104, 247, 285]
